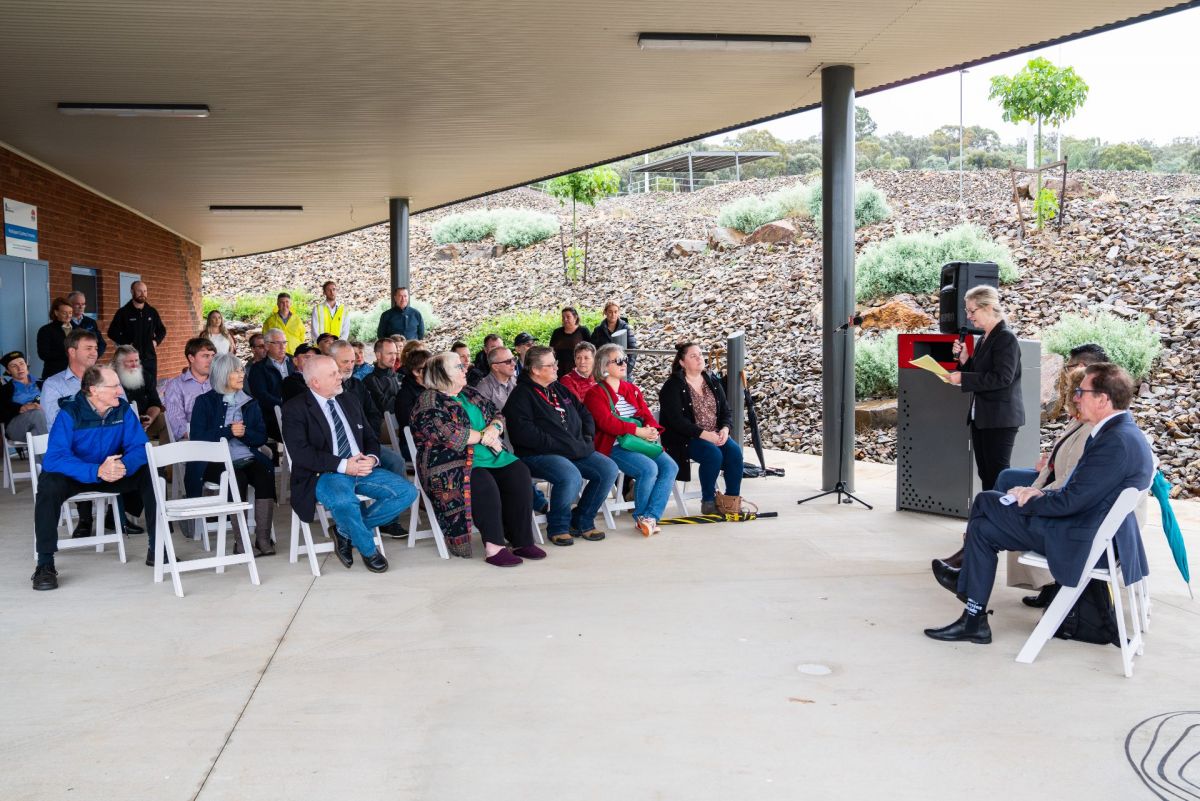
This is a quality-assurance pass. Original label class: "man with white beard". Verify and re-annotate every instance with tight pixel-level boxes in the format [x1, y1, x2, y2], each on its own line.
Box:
[113, 345, 165, 441]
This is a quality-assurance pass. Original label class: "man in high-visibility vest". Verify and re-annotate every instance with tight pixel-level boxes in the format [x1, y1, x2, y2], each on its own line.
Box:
[262, 292, 307, 355]
[310, 280, 350, 342]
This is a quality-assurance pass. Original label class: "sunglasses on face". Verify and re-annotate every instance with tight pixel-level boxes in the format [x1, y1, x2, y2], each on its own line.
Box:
[493, 358, 516, 366]
[609, 358, 628, 366]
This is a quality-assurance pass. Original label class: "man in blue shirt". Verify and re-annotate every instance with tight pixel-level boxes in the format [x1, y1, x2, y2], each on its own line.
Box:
[67, 290, 106, 358]
[32, 365, 159, 590]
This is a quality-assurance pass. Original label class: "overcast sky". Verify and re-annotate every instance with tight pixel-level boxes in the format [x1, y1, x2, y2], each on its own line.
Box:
[710, 6, 1200, 147]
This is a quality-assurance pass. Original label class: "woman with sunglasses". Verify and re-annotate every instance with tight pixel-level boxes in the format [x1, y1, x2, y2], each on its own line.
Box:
[585, 343, 677, 536]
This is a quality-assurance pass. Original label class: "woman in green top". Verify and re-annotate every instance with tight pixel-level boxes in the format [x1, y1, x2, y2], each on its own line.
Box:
[410, 353, 544, 567]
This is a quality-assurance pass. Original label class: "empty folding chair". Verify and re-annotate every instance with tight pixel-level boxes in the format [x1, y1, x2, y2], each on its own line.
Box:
[145, 438, 260, 597]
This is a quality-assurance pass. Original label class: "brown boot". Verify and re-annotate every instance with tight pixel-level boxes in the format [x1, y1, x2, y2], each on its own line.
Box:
[253, 499, 276, 556]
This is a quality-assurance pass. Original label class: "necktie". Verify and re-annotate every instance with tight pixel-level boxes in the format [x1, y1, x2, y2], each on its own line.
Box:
[327, 399, 352, 458]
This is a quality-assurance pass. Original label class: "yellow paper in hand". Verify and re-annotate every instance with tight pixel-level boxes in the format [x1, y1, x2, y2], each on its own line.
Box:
[909, 354, 951, 382]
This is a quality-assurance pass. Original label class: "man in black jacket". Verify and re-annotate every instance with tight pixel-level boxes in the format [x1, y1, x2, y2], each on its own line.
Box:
[107, 281, 167, 387]
[280, 355, 418, 572]
[247, 328, 294, 441]
[362, 338, 401, 420]
[281, 344, 315, 403]
[503, 346, 617, 546]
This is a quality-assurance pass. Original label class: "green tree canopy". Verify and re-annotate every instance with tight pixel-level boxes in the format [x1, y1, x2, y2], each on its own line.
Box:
[1096, 143, 1154, 172]
[855, 107, 878, 139]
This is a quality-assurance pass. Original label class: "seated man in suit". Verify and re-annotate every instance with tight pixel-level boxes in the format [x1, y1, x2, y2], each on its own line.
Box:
[281, 344, 315, 403]
[280, 355, 418, 573]
[925, 363, 1154, 644]
[247, 327, 293, 441]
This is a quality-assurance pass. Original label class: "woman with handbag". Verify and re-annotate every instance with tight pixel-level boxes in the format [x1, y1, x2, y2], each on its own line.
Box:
[584, 343, 677, 536]
[659, 342, 747, 516]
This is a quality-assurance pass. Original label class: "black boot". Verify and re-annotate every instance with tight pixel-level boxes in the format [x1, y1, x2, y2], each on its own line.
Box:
[932, 560, 966, 603]
[1022, 583, 1060, 608]
[924, 610, 993, 644]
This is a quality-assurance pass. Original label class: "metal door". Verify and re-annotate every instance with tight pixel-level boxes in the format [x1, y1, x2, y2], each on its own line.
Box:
[0, 254, 50, 376]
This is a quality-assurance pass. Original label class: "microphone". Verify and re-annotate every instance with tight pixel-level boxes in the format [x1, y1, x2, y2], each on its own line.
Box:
[836, 314, 864, 332]
[957, 326, 969, 343]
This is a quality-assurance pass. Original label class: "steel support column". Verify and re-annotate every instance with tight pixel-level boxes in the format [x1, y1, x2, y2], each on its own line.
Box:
[389, 197, 410, 294]
[820, 65, 856, 492]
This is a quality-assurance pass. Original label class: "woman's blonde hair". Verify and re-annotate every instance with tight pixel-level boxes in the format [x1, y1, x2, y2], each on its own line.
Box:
[964, 285, 1003, 319]
[593, 343, 625, 382]
[423, 352, 461, 393]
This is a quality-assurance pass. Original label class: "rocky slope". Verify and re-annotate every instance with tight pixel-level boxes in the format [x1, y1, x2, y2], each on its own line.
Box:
[203, 169, 1200, 495]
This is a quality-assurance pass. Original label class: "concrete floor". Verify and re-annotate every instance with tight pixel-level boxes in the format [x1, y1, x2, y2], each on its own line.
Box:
[1, 450, 1197, 801]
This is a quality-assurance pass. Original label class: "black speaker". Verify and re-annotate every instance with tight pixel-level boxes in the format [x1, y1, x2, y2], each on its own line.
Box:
[939, 261, 1000, 334]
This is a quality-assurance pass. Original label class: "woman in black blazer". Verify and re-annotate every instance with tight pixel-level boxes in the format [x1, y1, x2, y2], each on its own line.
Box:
[36, 298, 74, 379]
[939, 285, 1024, 568]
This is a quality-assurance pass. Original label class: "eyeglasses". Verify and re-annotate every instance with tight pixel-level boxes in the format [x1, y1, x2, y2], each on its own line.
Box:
[609, 358, 628, 366]
[454, 363, 467, 372]
[267, 340, 286, 346]
[537, 362, 556, 370]
[1072, 388, 1105, 398]
[492, 358, 516, 366]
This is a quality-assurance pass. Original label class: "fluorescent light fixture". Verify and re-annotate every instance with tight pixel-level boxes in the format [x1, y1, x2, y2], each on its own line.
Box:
[58, 103, 210, 118]
[209, 205, 304, 215]
[638, 33, 811, 52]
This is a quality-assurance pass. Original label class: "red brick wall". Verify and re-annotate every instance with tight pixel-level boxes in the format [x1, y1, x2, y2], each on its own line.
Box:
[0, 145, 201, 377]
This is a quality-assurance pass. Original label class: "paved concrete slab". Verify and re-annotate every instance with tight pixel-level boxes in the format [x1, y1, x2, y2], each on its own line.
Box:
[1, 451, 1197, 800]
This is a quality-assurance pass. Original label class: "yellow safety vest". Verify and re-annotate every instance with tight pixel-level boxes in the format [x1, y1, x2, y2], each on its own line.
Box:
[318, 303, 345, 337]
[263, 312, 306, 354]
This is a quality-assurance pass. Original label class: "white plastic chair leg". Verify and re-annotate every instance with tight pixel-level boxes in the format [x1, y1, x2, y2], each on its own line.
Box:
[1015, 579, 1090, 665]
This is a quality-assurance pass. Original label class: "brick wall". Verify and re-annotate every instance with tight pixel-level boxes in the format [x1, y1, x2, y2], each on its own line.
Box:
[0, 145, 201, 377]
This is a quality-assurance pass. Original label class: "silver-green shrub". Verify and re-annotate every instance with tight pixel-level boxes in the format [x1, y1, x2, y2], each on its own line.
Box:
[855, 224, 1017, 302]
[854, 330, 900, 400]
[432, 210, 496, 244]
[1040, 311, 1161, 382]
[810, 181, 892, 228]
[493, 210, 559, 248]
[769, 185, 815, 220]
[716, 196, 783, 234]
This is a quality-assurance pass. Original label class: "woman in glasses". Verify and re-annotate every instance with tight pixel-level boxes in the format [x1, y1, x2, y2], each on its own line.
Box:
[659, 342, 745, 516]
[410, 353, 543, 566]
[585, 343, 677, 537]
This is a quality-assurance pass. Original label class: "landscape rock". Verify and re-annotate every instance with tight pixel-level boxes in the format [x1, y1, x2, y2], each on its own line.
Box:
[708, 226, 745, 251]
[860, 294, 934, 331]
[855, 399, 897, 433]
[666, 239, 708, 258]
[743, 219, 797, 245]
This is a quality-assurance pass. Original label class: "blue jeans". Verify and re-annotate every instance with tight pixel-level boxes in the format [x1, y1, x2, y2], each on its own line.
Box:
[608, 446, 678, 521]
[379, 448, 406, 476]
[686, 438, 744, 501]
[315, 468, 418, 556]
[994, 467, 1038, 494]
[521, 451, 618, 536]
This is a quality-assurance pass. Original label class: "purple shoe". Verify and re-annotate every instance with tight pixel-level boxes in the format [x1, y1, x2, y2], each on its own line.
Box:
[512, 545, 546, 560]
[485, 548, 523, 567]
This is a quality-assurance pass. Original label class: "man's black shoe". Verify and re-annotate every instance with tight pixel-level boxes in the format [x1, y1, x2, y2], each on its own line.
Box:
[71, 519, 94, 538]
[362, 552, 389, 573]
[380, 521, 408, 539]
[121, 516, 145, 535]
[924, 611, 992, 644]
[1022, 583, 1059, 608]
[145, 551, 155, 567]
[932, 560, 967, 603]
[31, 565, 58, 591]
[332, 531, 354, 569]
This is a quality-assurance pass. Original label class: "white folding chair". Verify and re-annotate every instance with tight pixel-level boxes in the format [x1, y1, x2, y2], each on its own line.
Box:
[602, 470, 636, 527]
[672, 479, 703, 516]
[27, 432, 126, 563]
[402, 426, 453, 559]
[383, 411, 407, 461]
[273, 406, 290, 503]
[145, 438, 260, 597]
[3, 421, 33, 494]
[279, 436, 389, 576]
[1015, 484, 1151, 677]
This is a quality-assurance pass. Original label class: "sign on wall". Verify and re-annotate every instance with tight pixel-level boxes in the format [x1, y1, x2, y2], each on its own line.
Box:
[4, 198, 38, 259]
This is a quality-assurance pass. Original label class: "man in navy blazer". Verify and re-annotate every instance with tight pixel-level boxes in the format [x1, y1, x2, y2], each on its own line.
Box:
[926, 363, 1154, 644]
[280, 355, 418, 572]
[247, 327, 293, 441]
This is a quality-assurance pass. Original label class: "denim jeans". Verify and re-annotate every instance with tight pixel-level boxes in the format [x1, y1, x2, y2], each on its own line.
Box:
[686, 438, 744, 501]
[378, 448, 407, 476]
[608, 446, 678, 521]
[315, 467, 418, 556]
[994, 467, 1039, 494]
[521, 451, 618, 536]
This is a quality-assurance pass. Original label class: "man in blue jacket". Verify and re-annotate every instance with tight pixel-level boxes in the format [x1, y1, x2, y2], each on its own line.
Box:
[32, 365, 159, 590]
[925, 363, 1154, 644]
[375, 286, 425, 341]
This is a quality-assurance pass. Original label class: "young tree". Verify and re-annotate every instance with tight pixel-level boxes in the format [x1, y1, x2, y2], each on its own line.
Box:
[855, 107, 877, 139]
[545, 166, 620, 281]
[989, 57, 1089, 225]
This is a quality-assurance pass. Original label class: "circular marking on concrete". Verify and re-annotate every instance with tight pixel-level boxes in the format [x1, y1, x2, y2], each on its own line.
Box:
[797, 663, 832, 676]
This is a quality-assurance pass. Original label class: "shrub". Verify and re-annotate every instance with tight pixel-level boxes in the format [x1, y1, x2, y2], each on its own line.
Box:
[788, 153, 821, 175]
[1039, 310, 1162, 382]
[855, 223, 1018, 302]
[891, 156, 911, 170]
[492, 209, 559, 248]
[922, 156, 948, 170]
[346, 297, 442, 343]
[769, 185, 815, 219]
[810, 181, 893, 228]
[431, 210, 496, 244]
[1096, 142, 1153, 172]
[1184, 148, 1200, 174]
[854, 330, 900, 400]
[204, 288, 315, 324]
[464, 308, 605, 356]
[716, 196, 782, 234]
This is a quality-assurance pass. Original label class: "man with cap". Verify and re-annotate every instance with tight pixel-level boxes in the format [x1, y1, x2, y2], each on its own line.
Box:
[1, 350, 47, 441]
[512, 332, 537, 378]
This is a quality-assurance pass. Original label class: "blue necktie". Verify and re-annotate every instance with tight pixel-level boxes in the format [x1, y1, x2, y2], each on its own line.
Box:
[327, 399, 352, 459]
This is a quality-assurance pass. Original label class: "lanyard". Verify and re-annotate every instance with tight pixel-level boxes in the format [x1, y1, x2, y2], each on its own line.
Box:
[533, 386, 567, 426]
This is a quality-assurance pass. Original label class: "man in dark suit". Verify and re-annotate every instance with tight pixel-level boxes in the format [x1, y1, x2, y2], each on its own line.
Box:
[281, 344, 314, 403]
[926, 363, 1154, 644]
[280, 355, 418, 572]
[247, 327, 294, 441]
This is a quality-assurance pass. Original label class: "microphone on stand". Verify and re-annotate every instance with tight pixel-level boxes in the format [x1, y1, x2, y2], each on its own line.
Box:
[836, 314, 864, 332]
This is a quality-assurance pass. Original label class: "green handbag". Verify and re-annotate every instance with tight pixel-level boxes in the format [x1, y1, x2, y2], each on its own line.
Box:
[607, 391, 664, 458]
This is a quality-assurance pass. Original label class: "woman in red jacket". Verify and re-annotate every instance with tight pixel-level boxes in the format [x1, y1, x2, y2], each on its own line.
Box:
[584, 344, 678, 536]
